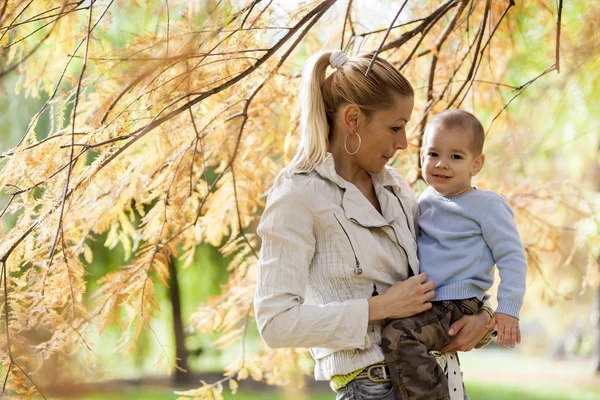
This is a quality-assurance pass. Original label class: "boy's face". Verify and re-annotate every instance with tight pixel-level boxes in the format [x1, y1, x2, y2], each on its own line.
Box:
[420, 125, 485, 197]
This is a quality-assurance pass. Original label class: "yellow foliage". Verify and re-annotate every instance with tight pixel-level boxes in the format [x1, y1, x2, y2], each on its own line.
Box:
[0, 0, 598, 398]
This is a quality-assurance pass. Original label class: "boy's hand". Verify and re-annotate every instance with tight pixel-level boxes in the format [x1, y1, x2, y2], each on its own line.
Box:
[485, 313, 520, 348]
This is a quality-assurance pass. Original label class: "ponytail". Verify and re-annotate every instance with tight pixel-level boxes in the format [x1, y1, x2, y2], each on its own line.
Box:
[276, 51, 333, 183]
[273, 50, 413, 186]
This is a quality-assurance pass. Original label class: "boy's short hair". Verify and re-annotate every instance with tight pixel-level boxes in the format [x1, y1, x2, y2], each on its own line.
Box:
[424, 109, 485, 155]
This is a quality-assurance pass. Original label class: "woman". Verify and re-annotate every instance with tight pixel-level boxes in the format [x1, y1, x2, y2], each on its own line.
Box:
[254, 50, 492, 399]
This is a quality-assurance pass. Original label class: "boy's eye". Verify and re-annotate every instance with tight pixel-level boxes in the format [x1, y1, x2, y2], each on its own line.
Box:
[428, 152, 438, 157]
[451, 155, 463, 160]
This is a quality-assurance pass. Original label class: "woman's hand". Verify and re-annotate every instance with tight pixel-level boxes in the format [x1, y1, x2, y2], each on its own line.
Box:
[440, 310, 491, 352]
[368, 273, 435, 322]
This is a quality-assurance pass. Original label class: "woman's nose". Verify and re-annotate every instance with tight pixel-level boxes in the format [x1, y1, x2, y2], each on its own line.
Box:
[394, 133, 408, 150]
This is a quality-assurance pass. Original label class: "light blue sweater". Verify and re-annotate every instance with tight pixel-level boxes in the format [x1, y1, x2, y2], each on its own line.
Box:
[418, 187, 527, 319]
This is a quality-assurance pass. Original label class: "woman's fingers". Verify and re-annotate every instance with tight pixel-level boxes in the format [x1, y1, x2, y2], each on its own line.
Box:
[412, 272, 429, 283]
[423, 289, 435, 301]
[383, 279, 435, 319]
[441, 312, 488, 352]
[422, 279, 436, 292]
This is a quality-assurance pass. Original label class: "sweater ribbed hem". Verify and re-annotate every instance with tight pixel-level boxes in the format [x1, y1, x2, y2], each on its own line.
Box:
[496, 299, 521, 319]
[432, 282, 486, 303]
[314, 345, 384, 381]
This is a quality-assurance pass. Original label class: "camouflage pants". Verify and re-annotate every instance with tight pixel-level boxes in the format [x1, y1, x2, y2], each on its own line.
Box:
[381, 298, 482, 400]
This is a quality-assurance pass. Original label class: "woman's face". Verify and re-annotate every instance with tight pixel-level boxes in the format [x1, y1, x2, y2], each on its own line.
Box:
[349, 95, 414, 174]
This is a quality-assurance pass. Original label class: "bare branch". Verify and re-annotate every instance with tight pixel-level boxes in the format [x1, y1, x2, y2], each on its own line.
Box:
[365, 0, 407, 76]
[380, 0, 458, 52]
[2, 2, 86, 49]
[0, 1, 73, 80]
[456, 0, 514, 107]
[418, 0, 469, 161]
[10, 0, 114, 150]
[340, 0, 353, 50]
[447, 0, 491, 107]
[556, 0, 563, 73]
[0, 0, 34, 44]
[486, 65, 556, 133]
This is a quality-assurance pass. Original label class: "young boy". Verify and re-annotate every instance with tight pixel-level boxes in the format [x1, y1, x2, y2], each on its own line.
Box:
[381, 109, 527, 399]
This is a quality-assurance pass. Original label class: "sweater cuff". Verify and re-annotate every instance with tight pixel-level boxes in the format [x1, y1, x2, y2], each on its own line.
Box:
[343, 298, 371, 349]
[496, 300, 521, 319]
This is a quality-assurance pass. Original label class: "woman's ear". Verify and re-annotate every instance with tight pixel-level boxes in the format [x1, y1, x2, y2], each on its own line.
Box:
[342, 104, 361, 133]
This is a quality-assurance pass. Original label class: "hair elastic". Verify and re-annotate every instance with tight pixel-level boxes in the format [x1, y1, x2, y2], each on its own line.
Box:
[330, 50, 349, 69]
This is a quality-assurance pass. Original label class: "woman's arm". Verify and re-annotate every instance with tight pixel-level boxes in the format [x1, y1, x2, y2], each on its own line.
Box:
[254, 180, 371, 350]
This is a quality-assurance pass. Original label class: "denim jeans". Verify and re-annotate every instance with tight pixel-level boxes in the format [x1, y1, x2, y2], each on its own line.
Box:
[335, 379, 395, 400]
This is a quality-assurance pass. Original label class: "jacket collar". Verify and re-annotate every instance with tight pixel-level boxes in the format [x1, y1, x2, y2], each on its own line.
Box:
[312, 154, 404, 227]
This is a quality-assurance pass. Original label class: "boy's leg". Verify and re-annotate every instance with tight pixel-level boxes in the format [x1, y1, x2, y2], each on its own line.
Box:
[381, 301, 456, 400]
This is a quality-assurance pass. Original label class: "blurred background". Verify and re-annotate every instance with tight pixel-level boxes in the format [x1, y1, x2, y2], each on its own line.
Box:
[0, 0, 599, 399]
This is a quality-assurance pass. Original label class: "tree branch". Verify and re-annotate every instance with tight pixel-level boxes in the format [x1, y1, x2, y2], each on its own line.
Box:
[555, 0, 563, 73]
[365, 0, 407, 76]
[380, 0, 458, 52]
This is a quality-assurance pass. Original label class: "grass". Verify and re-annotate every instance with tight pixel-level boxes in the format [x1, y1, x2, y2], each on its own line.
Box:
[60, 350, 600, 399]
[75, 380, 600, 400]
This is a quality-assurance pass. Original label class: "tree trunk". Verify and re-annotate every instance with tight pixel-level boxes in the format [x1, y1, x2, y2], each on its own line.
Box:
[595, 275, 600, 373]
[168, 256, 191, 383]
[594, 144, 600, 374]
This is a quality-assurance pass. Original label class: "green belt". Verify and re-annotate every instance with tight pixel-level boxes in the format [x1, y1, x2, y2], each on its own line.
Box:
[329, 361, 385, 392]
[329, 352, 449, 392]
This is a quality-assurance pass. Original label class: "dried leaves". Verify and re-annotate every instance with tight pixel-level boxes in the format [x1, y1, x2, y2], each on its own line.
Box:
[0, 0, 597, 398]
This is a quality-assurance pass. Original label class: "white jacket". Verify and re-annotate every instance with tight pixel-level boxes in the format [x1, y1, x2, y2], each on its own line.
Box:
[254, 154, 420, 380]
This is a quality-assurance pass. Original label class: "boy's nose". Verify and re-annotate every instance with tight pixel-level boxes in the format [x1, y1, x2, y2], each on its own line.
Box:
[436, 160, 448, 169]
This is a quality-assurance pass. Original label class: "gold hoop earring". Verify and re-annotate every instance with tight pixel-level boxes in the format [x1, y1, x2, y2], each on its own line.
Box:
[344, 131, 362, 155]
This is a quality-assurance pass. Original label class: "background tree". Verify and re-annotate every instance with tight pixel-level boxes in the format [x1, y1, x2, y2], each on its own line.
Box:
[0, 1, 598, 398]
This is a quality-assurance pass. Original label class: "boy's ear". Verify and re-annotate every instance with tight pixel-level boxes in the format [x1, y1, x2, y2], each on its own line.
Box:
[420, 149, 425, 164]
[471, 154, 485, 176]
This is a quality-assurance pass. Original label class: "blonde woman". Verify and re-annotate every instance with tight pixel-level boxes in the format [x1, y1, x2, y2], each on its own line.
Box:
[254, 50, 493, 400]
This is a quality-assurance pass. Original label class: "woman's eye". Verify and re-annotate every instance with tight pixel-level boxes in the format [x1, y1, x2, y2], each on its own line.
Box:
[391, 125, 405, 133]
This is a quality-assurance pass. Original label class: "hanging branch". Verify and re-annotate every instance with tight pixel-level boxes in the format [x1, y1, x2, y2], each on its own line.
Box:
[397, 3, 452, 70]
[46, 0, 95, 272]
[365, 0, 407, 76]
[0, 1, 592, 398]
[0, 1, 79, 80]
[340, 0, 354, 50]
[456, 0, 514, 107]
[555, 0, 563, 73]
[447, 0, 490, 107]
[0, 258, 47, 399]
[8, 0, 114, 150]
[0, 0, 35, 43]
[380, 0, 458, 52]
[417, 0, 469, 165]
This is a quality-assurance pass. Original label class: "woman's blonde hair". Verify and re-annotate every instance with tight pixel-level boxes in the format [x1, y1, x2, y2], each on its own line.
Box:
[280, 50, 414, 180]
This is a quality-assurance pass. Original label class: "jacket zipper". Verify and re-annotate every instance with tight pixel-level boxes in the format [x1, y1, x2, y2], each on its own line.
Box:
[333, 214, 362, 275]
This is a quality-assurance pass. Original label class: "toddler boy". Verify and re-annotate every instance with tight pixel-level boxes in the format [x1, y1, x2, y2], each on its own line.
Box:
[382, 109, 527, 399]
